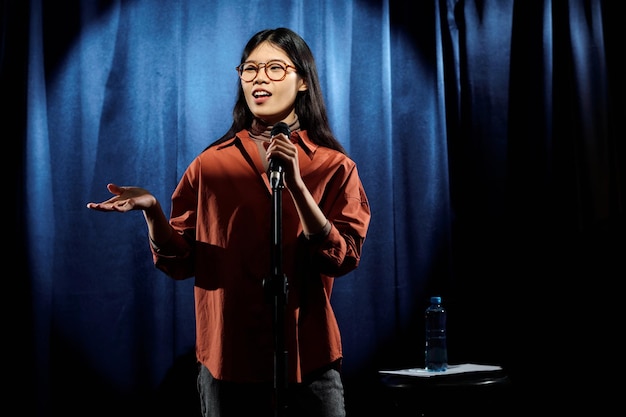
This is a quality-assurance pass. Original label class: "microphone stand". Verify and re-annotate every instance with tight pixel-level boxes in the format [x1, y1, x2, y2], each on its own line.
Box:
[266, 168, 289, 417]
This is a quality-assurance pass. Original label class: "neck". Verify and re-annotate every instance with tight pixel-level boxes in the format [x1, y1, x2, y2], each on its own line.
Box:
[249, 115, 300, 141]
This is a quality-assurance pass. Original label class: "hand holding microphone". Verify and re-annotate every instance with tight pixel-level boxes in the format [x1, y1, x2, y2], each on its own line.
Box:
[269, 122, 290, 188]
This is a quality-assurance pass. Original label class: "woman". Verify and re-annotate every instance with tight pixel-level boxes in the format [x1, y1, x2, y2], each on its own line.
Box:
[87, 27, 370, 417]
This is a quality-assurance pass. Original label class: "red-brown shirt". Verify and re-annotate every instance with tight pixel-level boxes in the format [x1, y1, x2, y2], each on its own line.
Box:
[150, 129, 370, 383]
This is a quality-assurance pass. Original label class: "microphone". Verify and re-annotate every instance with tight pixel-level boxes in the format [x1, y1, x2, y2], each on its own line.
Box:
[269, 122, 290, 187]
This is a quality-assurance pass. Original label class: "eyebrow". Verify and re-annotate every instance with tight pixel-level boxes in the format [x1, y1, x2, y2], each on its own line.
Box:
[242, 59, 289, 64]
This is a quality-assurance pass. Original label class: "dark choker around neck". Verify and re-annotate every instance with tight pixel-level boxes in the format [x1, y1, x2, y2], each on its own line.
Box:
[248, 116, 301, 140]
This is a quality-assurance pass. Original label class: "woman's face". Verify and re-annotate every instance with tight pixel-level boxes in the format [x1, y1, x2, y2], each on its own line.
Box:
[240, 41, 307, 125]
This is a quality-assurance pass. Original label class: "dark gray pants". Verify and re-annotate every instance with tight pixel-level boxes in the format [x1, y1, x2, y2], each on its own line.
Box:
[197, 363, 346, 417]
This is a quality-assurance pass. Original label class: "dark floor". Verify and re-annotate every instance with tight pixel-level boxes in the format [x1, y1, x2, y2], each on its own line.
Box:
[149, 364, 523, 417]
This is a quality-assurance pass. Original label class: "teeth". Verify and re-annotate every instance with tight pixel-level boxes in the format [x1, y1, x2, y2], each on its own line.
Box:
[253, 91, 270, 98]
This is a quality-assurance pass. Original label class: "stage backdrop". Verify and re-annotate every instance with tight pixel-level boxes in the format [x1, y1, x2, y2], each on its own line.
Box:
[7, 0, 623, 416]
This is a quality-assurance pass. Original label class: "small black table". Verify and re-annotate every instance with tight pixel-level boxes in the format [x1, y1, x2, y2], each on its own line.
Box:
[378, 364, 511, 417]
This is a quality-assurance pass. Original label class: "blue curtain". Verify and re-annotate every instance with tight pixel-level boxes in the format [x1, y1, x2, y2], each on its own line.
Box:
[6, 0, 623, 415]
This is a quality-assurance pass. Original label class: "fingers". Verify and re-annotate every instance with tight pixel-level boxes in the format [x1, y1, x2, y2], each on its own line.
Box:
[107, 183, 123, 195]
[86, 183, 125, 211]
[86, 202, 114, 211]
[267, 135, 296, 162]
[86, 199, 133, 212]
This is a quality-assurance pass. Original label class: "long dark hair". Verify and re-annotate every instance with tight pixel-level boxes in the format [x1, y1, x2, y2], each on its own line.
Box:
[209, 28, 346, 154]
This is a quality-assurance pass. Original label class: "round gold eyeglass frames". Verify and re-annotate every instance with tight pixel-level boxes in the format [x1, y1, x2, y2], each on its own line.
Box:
[236, 60, 297, 82]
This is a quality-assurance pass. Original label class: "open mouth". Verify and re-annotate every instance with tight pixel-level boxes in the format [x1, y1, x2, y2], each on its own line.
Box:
[253, 90, 271, 99]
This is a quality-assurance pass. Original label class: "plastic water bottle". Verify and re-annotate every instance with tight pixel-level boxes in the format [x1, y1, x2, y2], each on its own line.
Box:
[425, 296, 448, 372]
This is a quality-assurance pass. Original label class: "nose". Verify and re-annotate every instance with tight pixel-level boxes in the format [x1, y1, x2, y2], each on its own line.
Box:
[253, 64, 269, 83]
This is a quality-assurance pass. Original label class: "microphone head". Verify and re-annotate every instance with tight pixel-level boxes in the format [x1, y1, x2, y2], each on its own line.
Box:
[270, 122, 290, 138]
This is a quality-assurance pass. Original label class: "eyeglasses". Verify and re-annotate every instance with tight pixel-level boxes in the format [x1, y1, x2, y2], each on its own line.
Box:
[236, 60, 297, 82]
